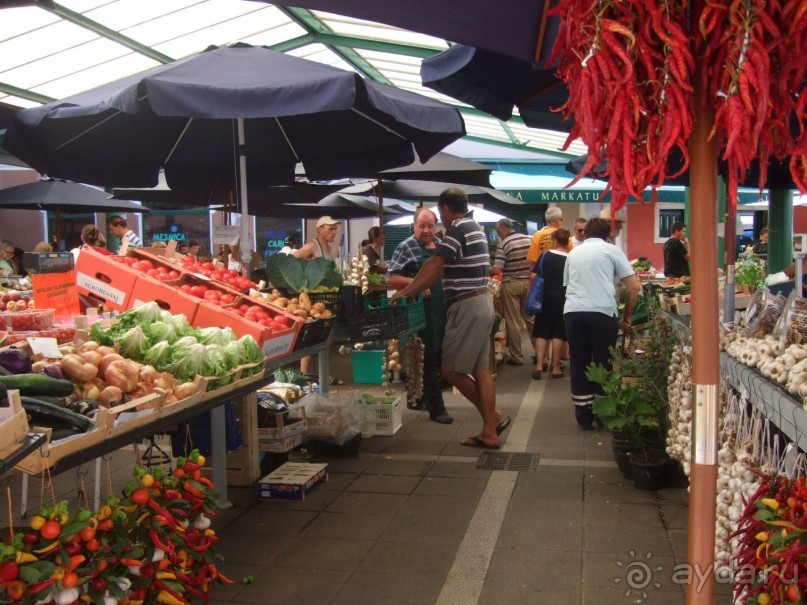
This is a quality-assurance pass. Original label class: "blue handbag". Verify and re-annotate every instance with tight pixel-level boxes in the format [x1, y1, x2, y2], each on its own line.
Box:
[525, 253, 546, 315]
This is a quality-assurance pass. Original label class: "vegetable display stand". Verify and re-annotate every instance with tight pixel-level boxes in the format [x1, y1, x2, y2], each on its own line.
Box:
[105, 390, 166, 439]
[15, 407, 109, 474]
[293, 316, 335, 351]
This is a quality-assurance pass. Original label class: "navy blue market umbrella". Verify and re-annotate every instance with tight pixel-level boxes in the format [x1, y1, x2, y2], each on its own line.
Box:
[421, 44, 570, 131]
[377, 151, 492, 186]
[4, 44, 465, 192]
[283, 0, 554, 62]
[0, 180, 149, 214]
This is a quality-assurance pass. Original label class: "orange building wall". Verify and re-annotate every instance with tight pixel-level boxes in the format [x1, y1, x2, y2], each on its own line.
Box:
[626, 203, 665, 268]
[795, 207, 807, 233]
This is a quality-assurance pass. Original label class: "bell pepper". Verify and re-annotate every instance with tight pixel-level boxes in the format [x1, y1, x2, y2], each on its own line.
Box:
[0, 561, 19, 581]
[14, 551, 37, 564]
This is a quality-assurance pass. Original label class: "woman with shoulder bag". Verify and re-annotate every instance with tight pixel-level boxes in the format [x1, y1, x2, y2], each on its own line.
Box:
[530, 229, 571, 380]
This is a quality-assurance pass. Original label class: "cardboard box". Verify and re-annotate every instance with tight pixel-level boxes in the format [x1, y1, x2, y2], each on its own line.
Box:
[130, 275, 200, 321]
[74, 248, 138, 311]
[258, 462, 328, 500]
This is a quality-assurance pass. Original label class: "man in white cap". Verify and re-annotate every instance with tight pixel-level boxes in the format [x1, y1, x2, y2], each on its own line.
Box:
[295, 216, 339, 260]
[599, 207, 627, 244]
[295, 216, 342, 384]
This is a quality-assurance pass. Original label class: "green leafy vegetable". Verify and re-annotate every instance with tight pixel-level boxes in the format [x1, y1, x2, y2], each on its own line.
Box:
[143, 322, 178, 345]
[166, 342, 207, 381]
[144, 341, 171, 369]
[115, 326, 149, 361]
[267, 254, 343, 292]
[197, 326, 236, 346]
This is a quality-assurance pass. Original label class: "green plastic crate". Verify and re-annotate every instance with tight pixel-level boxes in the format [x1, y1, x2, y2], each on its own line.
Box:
[352, 346, 386, 384]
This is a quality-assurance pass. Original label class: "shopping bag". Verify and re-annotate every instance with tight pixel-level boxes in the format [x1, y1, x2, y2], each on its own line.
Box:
[526, 276, 544, 315]
[526, 253, 547, 315]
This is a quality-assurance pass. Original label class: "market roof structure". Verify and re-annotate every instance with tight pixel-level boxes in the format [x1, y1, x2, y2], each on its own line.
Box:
[0, 0, 586, 166]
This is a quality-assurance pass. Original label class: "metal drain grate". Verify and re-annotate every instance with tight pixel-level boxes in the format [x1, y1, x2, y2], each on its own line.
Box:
[476, 452, 540, 471]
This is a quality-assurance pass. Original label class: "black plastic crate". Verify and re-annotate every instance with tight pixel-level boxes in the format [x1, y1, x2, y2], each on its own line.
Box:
[293, 316, 335, 351]
[347, 304, 407, 341]
[279, 288, 343, 320]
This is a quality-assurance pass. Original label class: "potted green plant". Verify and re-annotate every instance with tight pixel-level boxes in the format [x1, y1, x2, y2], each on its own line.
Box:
[587, 363, 668, 488]
[735, 255, 766, 293]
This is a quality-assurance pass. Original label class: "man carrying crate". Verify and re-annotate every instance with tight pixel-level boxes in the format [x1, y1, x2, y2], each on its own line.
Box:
[392, 189, 510, 449]
[387, 207, 452, 424]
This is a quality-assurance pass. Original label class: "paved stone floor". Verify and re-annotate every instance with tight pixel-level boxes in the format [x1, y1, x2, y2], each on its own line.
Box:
[0, 343, 733, 605]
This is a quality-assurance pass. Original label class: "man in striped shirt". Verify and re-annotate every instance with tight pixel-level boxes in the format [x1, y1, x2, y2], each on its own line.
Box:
[107, 216, 141, 252]
[490, 218, 534, 366]
[392, 188, 508, 450]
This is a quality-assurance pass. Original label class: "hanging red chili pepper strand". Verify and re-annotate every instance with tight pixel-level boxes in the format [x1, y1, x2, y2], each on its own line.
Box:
[550, 0, 693, 215]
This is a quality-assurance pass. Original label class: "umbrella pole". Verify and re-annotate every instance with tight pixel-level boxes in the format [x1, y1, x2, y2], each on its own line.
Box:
[376, 178, 384, 226]
[686, 1, 720, 599]
[237, 118, 252, 278]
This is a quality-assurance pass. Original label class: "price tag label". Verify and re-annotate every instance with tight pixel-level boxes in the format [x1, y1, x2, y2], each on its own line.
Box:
[27, 337, 63, 358]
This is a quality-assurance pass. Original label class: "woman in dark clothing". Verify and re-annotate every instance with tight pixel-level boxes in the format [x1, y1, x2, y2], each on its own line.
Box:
[530, 228, 571, 380]
[362, 226, 386, 273]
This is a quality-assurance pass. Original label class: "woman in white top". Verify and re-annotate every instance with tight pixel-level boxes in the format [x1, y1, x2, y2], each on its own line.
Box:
[227, 241, 244, 274]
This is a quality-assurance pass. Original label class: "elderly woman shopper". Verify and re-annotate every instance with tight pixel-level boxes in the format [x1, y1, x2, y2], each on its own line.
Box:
[563, 217, 641, 430]
[0, 241, 18, 277]
[530, 228, 571, 380]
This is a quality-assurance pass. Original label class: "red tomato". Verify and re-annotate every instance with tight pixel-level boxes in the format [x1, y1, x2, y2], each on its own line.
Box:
[139, 260, 154, 270]
[131, 261, 148, 272]
[203, 290, 220, 301]
[230, 309, 245, 316]
[273, 314, 289, 327]
[228, 269, 239, 277]
[189, 285, 208, 298]
[179, 284, 193, 293]
[40, 519, 61, 540]
[239, 303, 251, 312]
[202, 262, 215, 271]
[123, 257, 138, 266]
[168, 270, 181, 280]
[146, 268, 161, 278]
[220, 293, 236, 305]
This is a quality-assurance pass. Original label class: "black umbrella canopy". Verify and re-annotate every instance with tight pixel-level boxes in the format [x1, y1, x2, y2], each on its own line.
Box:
[377, 151, 492, 186]
[421, 45, 570, 131]
[283, 0, 554, 62]
[4, 44, 465, 190]
[339, 179, 524, 206]
[248, 201, 400, 220]
[0, 180, 149, 214]
[111, 174, 345, 211]
[318, 192, 418, 215]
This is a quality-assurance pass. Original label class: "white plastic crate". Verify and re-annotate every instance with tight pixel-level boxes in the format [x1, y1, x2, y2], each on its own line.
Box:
[361, 396, 402, 437]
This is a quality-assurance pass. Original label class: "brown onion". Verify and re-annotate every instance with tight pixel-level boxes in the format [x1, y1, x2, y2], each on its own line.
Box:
[97, 345, 117, 356]
[80, 350, 103, 366]
[129, 381, 156, 399]
[173, 382, 199, 400]
[32, 360, 48, 373]
[98, 386, 123, 407]
[153, 372, 174, 391]
[139, 365, 158, 384]
[105, 360, 138, 393]
[99, 354, 125, 379]
[79, 341, 100, 352]
[61, 354, 99, 382]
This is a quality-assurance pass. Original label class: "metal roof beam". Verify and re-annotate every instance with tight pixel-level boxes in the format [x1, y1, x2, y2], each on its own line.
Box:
[47, 2, 174, 64]
[0, 82, 53, 105]
[271, 32, 438, 59]
[276, 6, 392, 84]
[462, 135, 575, 159]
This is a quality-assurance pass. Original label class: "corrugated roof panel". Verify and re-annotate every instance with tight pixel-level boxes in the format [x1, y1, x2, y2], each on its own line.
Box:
[35, 53, 162, 100]
[0, 20, 97, 73]
[239, 21, 311, 48]
[64, 0, 203, 31]
[0, 6, 60, 40]
[311, 11, 448, 49]
[285, 43, 357, 72]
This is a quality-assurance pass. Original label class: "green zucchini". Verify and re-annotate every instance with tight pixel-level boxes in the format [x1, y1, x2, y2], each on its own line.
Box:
[0, 374, 76, 397]
[20, 396, 94, 432]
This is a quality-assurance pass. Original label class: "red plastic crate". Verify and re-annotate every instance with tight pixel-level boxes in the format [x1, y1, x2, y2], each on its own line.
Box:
[192, 299, 300, 362]
[129, 275, 200, 321]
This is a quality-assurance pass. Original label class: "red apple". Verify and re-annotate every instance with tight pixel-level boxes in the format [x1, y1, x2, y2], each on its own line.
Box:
[13, 300, 27, 311]
[7, 291, 21, 302]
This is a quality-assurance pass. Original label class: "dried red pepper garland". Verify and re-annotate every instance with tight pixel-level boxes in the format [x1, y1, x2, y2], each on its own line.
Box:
[549, 0, 693, 214]
[732, 472, 807, 604]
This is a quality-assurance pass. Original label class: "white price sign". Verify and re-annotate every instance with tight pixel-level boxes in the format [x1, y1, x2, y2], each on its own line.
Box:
[213, 225, 240, 245]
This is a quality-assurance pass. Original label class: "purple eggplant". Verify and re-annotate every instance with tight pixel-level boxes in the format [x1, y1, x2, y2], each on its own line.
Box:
[0, 348, 32, 375]
[41, 364, 65, 380]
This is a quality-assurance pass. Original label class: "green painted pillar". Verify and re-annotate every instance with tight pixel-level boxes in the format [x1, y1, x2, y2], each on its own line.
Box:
[768, 189, 793, 274]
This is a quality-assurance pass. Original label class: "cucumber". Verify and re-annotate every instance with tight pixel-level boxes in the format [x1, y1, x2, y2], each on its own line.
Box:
[0, 374, 76, 397]
[20, 396, 94, 432]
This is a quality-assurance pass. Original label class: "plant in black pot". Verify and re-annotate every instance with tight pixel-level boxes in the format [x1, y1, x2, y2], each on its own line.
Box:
[587, 363, 667, 488]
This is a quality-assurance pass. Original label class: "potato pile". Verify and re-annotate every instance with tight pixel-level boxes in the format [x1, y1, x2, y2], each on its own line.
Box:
[252, 290, 333, 322]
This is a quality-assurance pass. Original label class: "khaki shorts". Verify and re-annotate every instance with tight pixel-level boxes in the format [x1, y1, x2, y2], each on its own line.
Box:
[441, 294, 495, 373]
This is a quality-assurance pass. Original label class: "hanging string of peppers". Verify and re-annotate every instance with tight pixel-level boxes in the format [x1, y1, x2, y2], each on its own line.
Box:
[550, 0, 693, 213]
[550, 0, 807, 212]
